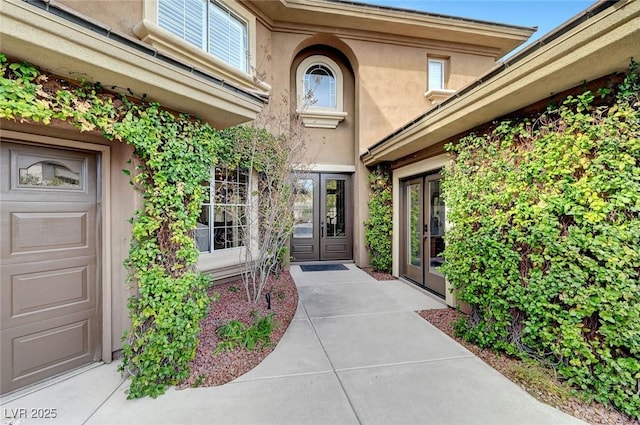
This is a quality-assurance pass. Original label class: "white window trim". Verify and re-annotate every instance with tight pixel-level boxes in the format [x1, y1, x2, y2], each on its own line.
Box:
[197, 168, 259, 277]
[425, 57, 454, 105]
[296, 55, 347, 129]
[424, 88, 456, 105]
[135, 0, 270, 92]
[427, 58, 446, 91]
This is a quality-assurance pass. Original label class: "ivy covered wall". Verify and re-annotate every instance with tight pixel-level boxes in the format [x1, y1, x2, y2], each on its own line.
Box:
[441, 63, 640, 417]
[0, 55, 227, 398]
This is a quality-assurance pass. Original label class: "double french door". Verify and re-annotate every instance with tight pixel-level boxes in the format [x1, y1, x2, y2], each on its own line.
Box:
[291, 173, 353, 261]
[402, 172, 446, 297]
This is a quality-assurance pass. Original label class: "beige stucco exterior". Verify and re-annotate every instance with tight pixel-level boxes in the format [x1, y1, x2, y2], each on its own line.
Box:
[366, 0, 640, 308]
[1, 0, 537, 372]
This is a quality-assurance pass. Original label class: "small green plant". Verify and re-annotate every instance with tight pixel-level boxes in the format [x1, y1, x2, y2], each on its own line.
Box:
[228, 285, 239, 293]
[214, 312, 275, 354]
[192, 374, 206, 388]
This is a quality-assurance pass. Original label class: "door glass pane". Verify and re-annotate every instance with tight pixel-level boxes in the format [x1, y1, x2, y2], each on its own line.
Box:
[325, 179, 346, 238]
[17, 158, 82, 189]
[429, 179, 445, 275]
[293, 178, 314, 238]
[407, 183, 421, 267]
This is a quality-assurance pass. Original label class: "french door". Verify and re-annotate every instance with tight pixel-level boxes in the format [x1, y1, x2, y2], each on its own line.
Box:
[401, 172, 446, 297]
[291, 173, 353, 261]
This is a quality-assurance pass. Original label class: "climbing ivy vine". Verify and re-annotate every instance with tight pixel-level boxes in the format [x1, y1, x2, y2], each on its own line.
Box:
[364, 164, 393, 272]
[441, 61, 640, 418]
[0, 54, 222, 398]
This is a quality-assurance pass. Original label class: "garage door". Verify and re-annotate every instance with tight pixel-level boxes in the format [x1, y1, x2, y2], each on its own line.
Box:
[0, 141, 100, 394]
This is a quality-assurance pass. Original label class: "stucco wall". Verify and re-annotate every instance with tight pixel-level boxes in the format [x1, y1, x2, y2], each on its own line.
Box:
[260, 26, 499, 267]
[347, 40, 496, 151]
[57, 0, 142, 36]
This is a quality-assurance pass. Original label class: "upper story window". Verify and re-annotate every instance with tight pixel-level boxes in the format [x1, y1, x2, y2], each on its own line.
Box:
[425, 56, 454, 105]
[304, 64, 336, 108]
[428, 59, 445, 91]
[158, 0, 248, 72]
[296, 55, 347, 129]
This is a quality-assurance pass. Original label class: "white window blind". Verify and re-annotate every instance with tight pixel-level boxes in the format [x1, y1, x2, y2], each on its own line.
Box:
[158, 0, 206, 50]
[158, 0, 248, 72]
[428, 59, 445, 91]
[209, 2, 248, 72]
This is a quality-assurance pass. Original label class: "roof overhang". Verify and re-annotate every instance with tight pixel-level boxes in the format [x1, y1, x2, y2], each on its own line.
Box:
[1, 0, 267, 129]
[242, 0, 536, 58]
[362, 0, 640, 166]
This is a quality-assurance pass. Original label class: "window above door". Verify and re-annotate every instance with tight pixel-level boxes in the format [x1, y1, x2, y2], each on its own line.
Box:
[296, 55, 347, 129]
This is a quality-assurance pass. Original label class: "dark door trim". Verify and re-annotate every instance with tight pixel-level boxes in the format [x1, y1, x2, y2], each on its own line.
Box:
[320, 173, 353, 261]
[291, 172, 353, 262]
[400, 170, 445, 298]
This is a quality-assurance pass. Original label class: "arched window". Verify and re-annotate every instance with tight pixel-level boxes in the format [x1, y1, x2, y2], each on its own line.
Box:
[304, 64, 336, 108]
[296, 55, 347, 128]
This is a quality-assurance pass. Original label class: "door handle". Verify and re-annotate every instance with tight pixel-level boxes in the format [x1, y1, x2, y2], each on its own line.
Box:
[423, 223, 428, 239]
[321, 221, 324, 238]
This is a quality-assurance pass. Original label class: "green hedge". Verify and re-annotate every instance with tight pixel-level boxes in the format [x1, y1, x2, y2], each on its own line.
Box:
[441, 62, 640, 418]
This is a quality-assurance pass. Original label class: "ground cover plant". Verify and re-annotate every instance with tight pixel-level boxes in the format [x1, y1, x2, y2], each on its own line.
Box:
[441, 62, 640, 418]
[180, 271, 298, 388]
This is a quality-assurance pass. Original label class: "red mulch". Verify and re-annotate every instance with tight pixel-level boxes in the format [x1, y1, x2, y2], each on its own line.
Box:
[418, 308, 636, 425]
[362, 267, 396, 281]
[178, 271, 635, 424]
[178, 271, 298, 388]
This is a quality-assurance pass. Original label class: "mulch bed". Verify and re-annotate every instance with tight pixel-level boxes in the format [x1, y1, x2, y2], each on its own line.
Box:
[418, 308, 636, 425]
[362, 267, 396, 281]
[178, 271, 298, 388]
[178, 269, 635, 424]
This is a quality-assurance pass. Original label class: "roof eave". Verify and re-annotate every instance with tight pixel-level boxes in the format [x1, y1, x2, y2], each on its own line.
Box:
[2, 0, 268, 129]
[362, 0, 640, 166]
[242, 0, 536, 57]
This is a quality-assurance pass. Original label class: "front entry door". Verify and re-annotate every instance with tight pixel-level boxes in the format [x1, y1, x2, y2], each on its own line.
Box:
[291, 173, 352, 261]
[401, 172, 446, 297]
[0, 141, 100, 394]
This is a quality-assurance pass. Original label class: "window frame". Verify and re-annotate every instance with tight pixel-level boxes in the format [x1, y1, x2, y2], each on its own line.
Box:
[196, 166, 250, 253]
[303, 63, 337, 109]
[156, 0, 249, 73]
[136, 0, 266, 92]
[424, 56, 455, 105]
[295, 55, 347, 129]
[427, 58, 446, 91]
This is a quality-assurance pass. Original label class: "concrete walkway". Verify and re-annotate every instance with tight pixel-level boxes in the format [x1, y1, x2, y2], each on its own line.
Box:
[1, 264, 584, 425]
